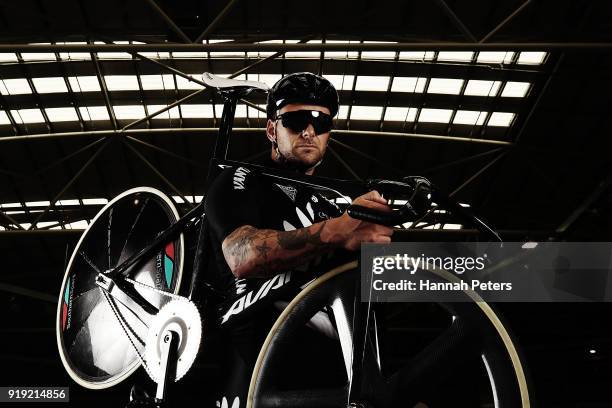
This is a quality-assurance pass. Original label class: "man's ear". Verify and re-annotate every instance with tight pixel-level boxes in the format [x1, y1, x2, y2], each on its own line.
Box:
[266, 119, 277, 144]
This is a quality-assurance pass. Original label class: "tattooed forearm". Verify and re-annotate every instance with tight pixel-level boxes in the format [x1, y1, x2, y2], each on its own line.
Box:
[222, 222, 333, 279]
[277, 221, 326, 250]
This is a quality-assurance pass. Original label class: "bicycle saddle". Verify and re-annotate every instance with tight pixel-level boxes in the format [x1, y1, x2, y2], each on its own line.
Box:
[201, 72, 269, 92]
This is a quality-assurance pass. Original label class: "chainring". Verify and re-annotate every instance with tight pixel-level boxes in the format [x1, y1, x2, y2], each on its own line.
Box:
[143, 298, 202, 383]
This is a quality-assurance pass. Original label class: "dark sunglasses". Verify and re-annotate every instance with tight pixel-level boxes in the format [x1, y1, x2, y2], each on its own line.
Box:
[276, 110, 333, 135]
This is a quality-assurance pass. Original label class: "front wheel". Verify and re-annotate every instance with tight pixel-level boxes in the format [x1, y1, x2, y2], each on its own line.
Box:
[248, 261, 532, 408]
[56, 187, 184, 389]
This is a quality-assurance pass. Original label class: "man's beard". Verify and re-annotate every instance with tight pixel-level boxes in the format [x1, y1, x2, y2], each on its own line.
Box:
[277, 148, 323, 173]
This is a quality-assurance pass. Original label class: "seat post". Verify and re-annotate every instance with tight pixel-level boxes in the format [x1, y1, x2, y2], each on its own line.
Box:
[213, 96, 238, 161]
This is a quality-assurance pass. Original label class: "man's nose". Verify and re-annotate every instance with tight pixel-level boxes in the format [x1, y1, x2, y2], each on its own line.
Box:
[300, 124, 316, 140]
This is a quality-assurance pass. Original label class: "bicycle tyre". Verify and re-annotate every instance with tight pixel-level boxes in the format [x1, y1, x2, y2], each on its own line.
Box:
[56, 187, 184, 389]
[247, 261, 532, 408]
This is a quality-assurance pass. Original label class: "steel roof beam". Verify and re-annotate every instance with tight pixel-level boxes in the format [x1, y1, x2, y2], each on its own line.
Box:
[91, 51, 118, 129]
[144, 0, 192, 44]
[131, 52, 265, 113]
[27, 138, 112, 230]
[0, 89, 528, 113]
[480, 0, 532, 43]
[0, 43, 609, 52]
[194, 0, 241, 44]
[0, 58, 545, 82]
[0, 128, 513, 145]
[434, 0, 477, 42]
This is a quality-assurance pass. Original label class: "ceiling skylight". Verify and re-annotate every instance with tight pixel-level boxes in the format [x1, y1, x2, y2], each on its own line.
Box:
[384, 107, 417, 122]
[139, 52, 171, 59]
[46, 107, 78, 122]
[147, 105, 181, 119]
[453, 110, 487, 125]
[427, 78, 464, 95]
[172, 52, 207, 59]
[180, 104, 214, 118]
[517, 52, 547, 65]
[337, 106, 350, 120]
[324, 40, 359, 59]
[209, 47, 245, 58]
[477, 51, 514, 64]
[97, 41, 132, 59]
[464, 80, 501, 97]
[104, 75, 140, 91]
[69, 76, 101, 92]
[0, 111, 10, 125]
[21, 44, 56, 61]
[175, 75, 203, 90]
[362, 42, 396, 60]
[57, 199, 80, 206]
[286, 40, 321, 58]
[11, 108, 45, 124]
[140, 74, 175, 91]
[58, 42, 90, 61]
[501, 82, 530, 97]
[355, 76, 390, 92]
[350, 106, 383, 121]
[247, 105, 267, 118]
[399, 51, 435, 61]
[323, 75, 355, 91]
[0, 53, 18, 62]
[255, 74, 282, 86]
[79, 106, 109, 121]
[488, 112, 515, 127]
[213, 104, 248, 118]
[114, 105, 146, 119]
[32, 77, 68, 94]
[437, 51, 474, 62]
[82, 198, 108, 205]
[418, 108, 453, 123]
[0, 79, 32, 95]
[391, 77, 427, 93]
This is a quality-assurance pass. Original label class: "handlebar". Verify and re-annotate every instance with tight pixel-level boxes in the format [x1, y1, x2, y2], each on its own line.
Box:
[346, 176, 502, 242]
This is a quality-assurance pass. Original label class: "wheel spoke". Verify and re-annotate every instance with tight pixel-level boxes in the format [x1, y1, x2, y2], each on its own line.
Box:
[117, 197, 150, 265]
[330, 296, 355, 380]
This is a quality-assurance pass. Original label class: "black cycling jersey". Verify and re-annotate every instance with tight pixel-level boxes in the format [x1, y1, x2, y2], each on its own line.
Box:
[204, 161, 345, 322]
[205, 161, 348, 407]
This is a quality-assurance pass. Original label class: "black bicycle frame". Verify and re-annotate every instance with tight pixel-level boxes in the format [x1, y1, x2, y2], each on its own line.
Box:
[105, 94, 240, 309]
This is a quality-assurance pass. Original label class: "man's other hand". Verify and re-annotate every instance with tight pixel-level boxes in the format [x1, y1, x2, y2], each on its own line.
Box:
[322, 190, 394, 251]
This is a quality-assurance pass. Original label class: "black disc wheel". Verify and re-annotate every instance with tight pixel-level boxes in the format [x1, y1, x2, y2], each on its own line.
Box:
[56, 187, 184, 389]
[248, 261, 531, 408]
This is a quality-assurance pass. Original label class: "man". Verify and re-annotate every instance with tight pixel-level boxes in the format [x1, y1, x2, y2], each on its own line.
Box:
[204, 72, 393, 407]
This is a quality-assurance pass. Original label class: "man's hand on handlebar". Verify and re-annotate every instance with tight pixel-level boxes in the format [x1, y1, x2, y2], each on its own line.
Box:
[322, 190, 394, 251]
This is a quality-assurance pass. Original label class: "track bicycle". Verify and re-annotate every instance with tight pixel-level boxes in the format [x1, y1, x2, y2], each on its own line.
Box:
[55, 74, 532, 407]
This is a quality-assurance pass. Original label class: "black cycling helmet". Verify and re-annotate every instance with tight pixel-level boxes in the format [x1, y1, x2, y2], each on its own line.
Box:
[266, 72, 339, 119]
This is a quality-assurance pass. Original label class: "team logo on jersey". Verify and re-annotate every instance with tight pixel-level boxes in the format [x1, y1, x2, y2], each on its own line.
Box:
[221, 271, 292, 324]
[233, 167, 250, 190]
[275, 183, 297, 202]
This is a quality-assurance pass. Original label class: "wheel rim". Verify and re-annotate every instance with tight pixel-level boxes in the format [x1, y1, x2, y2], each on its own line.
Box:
[55, 187, 184, 389]
[248, 261, 530, 408]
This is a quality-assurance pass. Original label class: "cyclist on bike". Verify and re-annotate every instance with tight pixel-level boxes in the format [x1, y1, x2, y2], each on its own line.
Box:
[204, 72, 393, 407]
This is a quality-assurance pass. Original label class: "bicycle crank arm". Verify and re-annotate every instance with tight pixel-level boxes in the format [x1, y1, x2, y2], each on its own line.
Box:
[95, 273, 158, 325]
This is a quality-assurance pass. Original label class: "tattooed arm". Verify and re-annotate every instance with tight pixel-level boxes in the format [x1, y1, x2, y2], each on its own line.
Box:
[221, 191, 394, 279]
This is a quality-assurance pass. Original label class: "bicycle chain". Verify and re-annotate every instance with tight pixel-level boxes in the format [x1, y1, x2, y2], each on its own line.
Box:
[124, 277, 186, 301]
[101, 290, 149, 370]
[101, 277, 188, 373]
